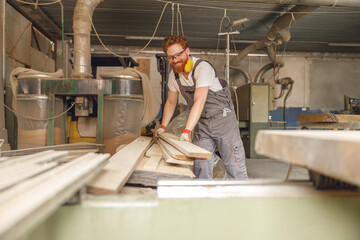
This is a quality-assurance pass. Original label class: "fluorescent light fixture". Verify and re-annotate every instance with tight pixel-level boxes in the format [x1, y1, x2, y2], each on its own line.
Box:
[231, 39, 258, 44]
[328, 42, 360, 47]
[124, 36, 165, 41]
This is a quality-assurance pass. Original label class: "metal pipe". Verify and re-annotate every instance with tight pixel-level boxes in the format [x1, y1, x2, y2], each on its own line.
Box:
[254, 62, 281, 83]
[229, 65, 251, 83]
[72, 0, 102, 79]
[230, 39, 265, 66]
[0, 0, 6, 131]
[217, 0, 360, 8]
[230, 5, 317, 79]
[58, 1, 64, 74]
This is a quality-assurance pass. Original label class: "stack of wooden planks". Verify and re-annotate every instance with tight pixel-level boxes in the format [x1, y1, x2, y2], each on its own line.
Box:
[128, 133, 212, 187]
[0, 149, 110, 240]
[88, 133, 212, 191]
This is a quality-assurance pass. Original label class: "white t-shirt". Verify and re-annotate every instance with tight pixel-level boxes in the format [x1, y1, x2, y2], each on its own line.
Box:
[168, 57, 223, 93]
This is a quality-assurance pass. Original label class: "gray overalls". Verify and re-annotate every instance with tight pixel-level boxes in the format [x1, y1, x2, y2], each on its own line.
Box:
[174, 59, 248, 179]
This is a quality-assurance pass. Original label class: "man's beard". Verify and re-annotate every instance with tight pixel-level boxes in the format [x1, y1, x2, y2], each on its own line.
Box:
[171, 56, 188, 74]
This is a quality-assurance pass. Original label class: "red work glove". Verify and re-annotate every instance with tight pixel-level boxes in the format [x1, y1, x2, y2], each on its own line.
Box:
[154, 124, 166, 137]
[180, 129, 192, 142]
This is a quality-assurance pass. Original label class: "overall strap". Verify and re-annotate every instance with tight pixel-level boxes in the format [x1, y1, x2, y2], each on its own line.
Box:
[191, 59, 219, 85]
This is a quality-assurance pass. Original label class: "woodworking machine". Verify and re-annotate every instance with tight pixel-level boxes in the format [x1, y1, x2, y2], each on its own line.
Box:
[24, 130, 360, 240]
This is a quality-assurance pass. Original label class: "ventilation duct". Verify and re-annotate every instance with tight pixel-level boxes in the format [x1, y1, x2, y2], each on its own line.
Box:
[73, 0, 102, 78]
[230, 5, 318, 83]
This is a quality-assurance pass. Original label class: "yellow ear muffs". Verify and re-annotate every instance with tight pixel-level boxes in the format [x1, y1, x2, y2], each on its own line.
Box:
[184, 58, 193, 73]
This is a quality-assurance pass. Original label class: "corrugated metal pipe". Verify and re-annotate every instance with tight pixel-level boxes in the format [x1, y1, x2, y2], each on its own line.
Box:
[230, 5, 318, 82]
[219, 0, 360, 8]
[72, 0, 102, 78]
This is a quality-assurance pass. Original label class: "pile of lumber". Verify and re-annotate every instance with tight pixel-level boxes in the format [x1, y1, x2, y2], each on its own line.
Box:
[88, 133, 212, 192]
[0, 147, 110, 240]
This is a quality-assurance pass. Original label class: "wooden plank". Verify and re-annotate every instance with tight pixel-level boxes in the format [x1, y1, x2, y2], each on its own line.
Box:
[0, 162, 58, 191]
[254, 130, 360, 187]
[158, 140, 194, 166]
[165, 157, 194, 166]
[145, 143, 163, 157]
[144, 156, 162, 170]
[297, 113, 338, 123]
[0, 143, 105, 157]
[159, 133, 211, 158]
[0, 153, 109, 240]
[87, 136, 152, 195]
[127, 170, 192, 187]
[158, 139, 195, 161]
[134, 155, 195, 178]
[335, 114, 360, 123]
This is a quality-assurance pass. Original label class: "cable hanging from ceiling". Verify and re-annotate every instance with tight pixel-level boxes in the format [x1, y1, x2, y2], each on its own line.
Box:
[14, 0, 62, 7]
[88, 1, 171, 57]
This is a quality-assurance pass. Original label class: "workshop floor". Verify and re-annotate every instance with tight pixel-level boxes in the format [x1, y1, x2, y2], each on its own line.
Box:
[246, 158, 310, 181]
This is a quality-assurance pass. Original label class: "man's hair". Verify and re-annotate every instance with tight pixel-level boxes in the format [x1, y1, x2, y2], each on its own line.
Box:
[162, 34, 189, 53]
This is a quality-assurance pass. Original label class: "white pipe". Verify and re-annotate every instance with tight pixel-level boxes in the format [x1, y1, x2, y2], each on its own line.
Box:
[72, 0, 102, 78]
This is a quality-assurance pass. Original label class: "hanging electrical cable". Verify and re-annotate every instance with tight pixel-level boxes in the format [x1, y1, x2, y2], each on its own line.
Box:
[88, 1, 171, 57]
[171, 3, 174, 34]
[177, 4, 184, 36]
[14, 0, 62, 6]
[213, 9, 231, 66]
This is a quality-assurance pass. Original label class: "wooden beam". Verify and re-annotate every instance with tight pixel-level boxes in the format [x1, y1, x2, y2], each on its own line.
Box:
[255, 130, 360, 187]
[87, 136, 152, 195]
[297, 113, 338, 123]
[159, 133, 211, 158]
[335, 114, 360, 123]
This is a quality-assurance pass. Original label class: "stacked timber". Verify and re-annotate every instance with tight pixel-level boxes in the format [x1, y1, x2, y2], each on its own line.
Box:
[127, 133, 212, 187]
[0, 148, 110, 240]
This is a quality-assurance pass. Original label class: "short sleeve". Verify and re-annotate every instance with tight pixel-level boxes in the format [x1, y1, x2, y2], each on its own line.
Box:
[193, 61, 215, 88]
[167, 70, 179, 92]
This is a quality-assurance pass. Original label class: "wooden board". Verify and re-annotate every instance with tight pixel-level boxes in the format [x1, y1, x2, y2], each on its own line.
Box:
[297, 113, 338, 123]
[87, 136, 152, 195]
[0, 152, 109, 240]
[335, 114, 360, 123]
[127, 170, 192, 187]
[254, 130, 360, 187]
[165, 157, 194, 166]
[0, 143, 105, 157]
[159, 133, 211, 158]
[143, 155, 162, 170]
[145, 143, 163, 157]
[158, 140, 194, 166]
[158, 139, 195, 161]
[134, 155, 194, 178]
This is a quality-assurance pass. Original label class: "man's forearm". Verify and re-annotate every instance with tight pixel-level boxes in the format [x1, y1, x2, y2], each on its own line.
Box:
[185, 101, 205, 131]
[161, 100, 176, 127]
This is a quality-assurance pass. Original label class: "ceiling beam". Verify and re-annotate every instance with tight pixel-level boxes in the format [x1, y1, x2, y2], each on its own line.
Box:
[7, 0, 62, 41]
[218, 0, 360, 8]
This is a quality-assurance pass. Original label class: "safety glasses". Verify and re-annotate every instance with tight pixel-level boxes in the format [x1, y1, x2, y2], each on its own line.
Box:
[167, 49, 186, 61]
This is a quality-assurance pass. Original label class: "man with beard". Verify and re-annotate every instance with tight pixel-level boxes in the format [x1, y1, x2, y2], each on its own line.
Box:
[155, 34, 248, 179]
